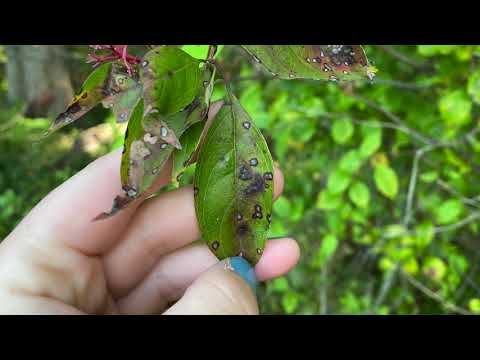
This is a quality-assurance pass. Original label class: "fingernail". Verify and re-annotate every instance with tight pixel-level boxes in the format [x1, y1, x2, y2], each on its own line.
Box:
[228, 256, 258, 293]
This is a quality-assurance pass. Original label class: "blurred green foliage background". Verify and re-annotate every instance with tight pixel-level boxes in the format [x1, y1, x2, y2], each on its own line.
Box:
[1, 45, 480, 315]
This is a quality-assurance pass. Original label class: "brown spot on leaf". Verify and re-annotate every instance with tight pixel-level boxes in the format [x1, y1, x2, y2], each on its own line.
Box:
[244, 173, 266, 197]
[236, 223, 250, 237]
[264, 172, 274, 181]
[67, 101, 82, 114]
[239, 165, 253, 181]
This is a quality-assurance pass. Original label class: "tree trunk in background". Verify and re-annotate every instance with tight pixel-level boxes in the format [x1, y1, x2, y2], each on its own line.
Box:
[5, 45, 74, 118]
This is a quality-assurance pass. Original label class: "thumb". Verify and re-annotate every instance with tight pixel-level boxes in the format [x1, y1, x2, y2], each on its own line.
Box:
[164, 257, 259, 315]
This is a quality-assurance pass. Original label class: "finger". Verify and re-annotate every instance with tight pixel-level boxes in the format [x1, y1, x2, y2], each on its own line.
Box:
[4, 148, 173, 256]
[104, 166, 284, 298]
[164, 257, 259, 315]
[116, 238, 299, 315]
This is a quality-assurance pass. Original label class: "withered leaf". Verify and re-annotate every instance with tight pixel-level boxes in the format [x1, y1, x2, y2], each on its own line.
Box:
[46, 63, 112, 135]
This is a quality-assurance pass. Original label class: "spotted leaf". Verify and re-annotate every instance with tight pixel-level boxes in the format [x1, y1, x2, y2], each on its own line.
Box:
[47, 63, 112, 135]
[242, 45, 376, 82]
[194, 90, 274, 265]
[140, 46, 202, 116]
[95, 90, 209, 220]
[102, 63, 143, 123]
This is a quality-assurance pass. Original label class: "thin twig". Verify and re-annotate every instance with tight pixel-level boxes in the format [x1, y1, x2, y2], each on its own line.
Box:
[436, 179, 480, 209]
[350, 93, 403, 125]
[374, 264, 399, 310]
[370, 78, 432, 91]
[404, 146, 435, 226]
[381, 211, 480, 240]
[377, 45, 425, 69]
[401, 271, 471, 315]
[433, 212, 480, 234]
[320, 264, 328, 315]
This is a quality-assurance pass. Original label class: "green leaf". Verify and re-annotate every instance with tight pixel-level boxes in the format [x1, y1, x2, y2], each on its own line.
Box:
[242, 45, 376, 81]
[435, 199, 464, 225]
[402, 257, 419, 275]
[282, 291, 300, 314]
[331, 118, 354, 144]
[271, 277, 289, 292]
[274, 196, 292, 219]
[348, 181, 370, 208]
[468, 70, 480, 104]
[83, 62, 113, 91]
[419, 171, 439, 183]
[327, 169, 351, 195]
[194, 90, 274, 265]
[468, 298, 480, 314]
[414, 222, 435, 248]
[181, 45, 224, 60]
[171, 67, 218, 183]
[171, 121, 204, 185]
[374, 164, 399, 200]
[439, 90, 472, 128]
[384, 224, 407, 238]
[417, 45, 458, 56]
[141, 46, 202, 116]
[339, 150, 363, 173]
[359, 126, 382, 158]
[312, 234, 338, 267]
[316, 190, 342, 210]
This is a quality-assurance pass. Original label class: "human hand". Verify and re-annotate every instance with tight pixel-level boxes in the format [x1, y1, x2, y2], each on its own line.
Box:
[0, 149, 300, 314]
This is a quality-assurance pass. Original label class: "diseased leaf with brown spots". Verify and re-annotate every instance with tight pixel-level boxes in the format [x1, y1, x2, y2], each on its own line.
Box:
[242, 45, 376, 82]
[94, 70, 213, 220]
[102, 63, 143, 123]
[46, 63, 112, 135]
[48, 61, 142, 136]
[140, 46, 202, 116]
[194, 90, 274, 265]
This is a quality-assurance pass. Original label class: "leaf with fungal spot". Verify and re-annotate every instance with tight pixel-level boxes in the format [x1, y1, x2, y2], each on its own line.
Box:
[140, 46, 202, 116]
[49, 61, 143, 136]
[95, 72, 213, 220]
[46, 63, 112, 135]
[102, 62, 143, 123]
[194, 89, 274, 265]
[242, 45, 376, 82]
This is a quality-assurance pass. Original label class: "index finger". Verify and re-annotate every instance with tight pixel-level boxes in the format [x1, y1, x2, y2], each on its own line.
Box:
[3, 148, 173, 256]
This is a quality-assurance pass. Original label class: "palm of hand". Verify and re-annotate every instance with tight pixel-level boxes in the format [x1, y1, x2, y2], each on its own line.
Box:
[0, 150, 299, 315]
